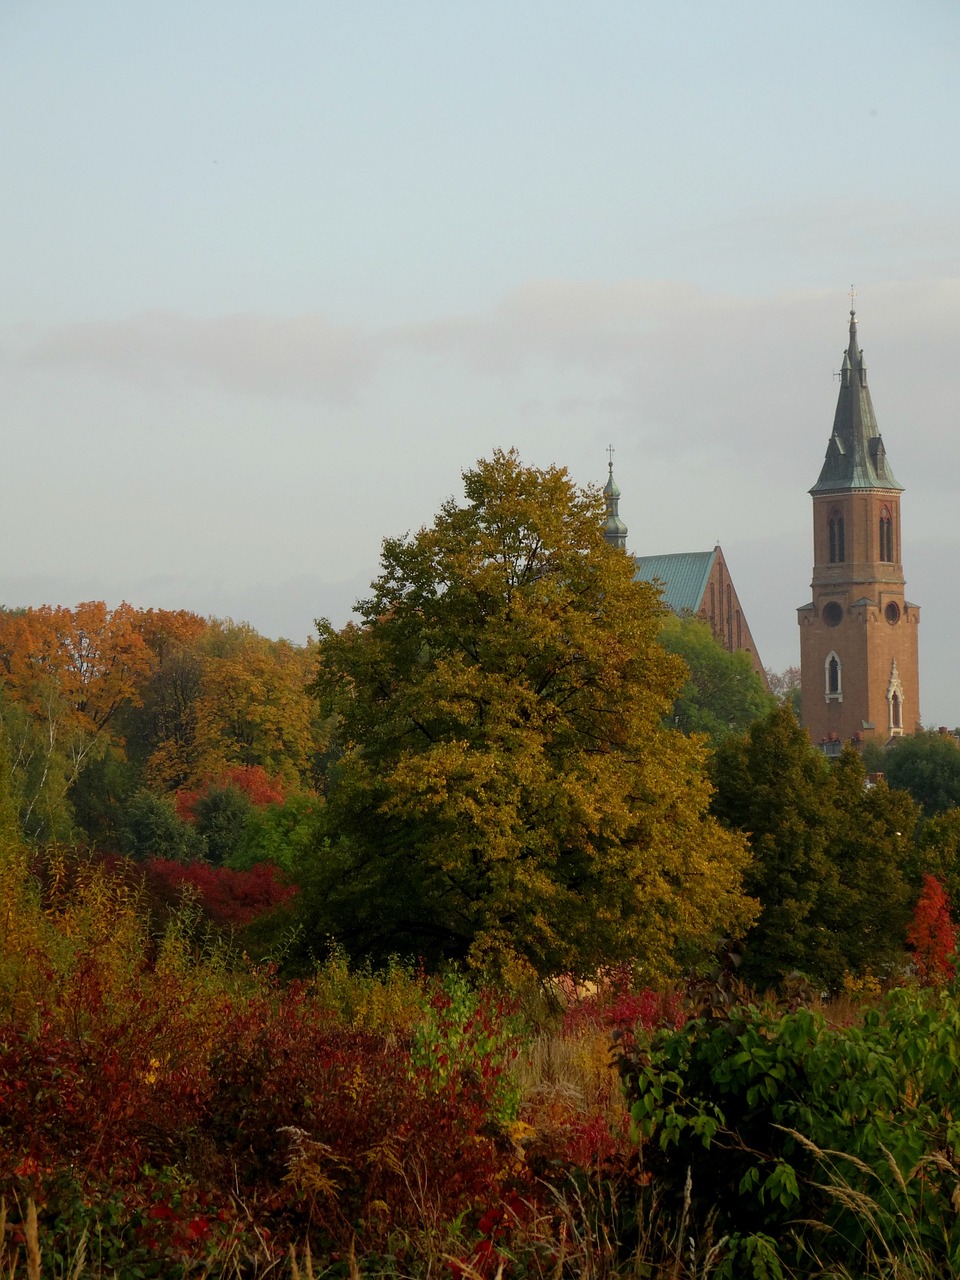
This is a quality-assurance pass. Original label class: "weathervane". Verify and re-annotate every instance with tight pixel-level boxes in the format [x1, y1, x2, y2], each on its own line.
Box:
[607, 444, 615, 469]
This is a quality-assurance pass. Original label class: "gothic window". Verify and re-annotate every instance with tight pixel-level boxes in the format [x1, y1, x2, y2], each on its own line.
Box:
[825, 651, 842, 701]
[828, 510, 845, 564]
[736, 609, 742, 649]
[891, 692, 902, 730]
[726, 585, 733, 647]
[879, 507, 893, 562]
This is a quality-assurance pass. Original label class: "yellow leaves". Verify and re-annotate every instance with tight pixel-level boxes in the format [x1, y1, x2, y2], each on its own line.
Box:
[314, 450, 758, 978]
[186, 624, 319, 788]
[281, 1127, 347, 1200]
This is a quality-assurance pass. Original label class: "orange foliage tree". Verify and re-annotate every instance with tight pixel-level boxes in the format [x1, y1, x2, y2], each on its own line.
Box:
[0, 603, 153, 835]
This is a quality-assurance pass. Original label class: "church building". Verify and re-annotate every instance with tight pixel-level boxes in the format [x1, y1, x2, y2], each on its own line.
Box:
[798, 311, 920, 746]
[602, 459, 766, 677]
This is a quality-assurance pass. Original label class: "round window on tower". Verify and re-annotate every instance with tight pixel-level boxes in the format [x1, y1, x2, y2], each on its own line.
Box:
[822, 602, 843, 627]
[885, 601, 901, 625]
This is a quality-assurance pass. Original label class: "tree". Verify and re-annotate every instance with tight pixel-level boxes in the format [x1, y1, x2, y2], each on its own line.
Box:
[0, 603, 153, 837]
[304, 449, 755, 979]
[916, 808, 960, 915]
[765, 664, 801, 717]
[711, 704, 917, 989]
[122, 615, 323, 793]
[658, 613, 774, 743]
[187, 621, 321, 789]
[191, 784, 255, 865]
[906, 875, 958, 984]
[124, 608, 208, 790]
[879, 730, 960, 815]
[0, 694, 21, 845]
[121, 790, 204, 862]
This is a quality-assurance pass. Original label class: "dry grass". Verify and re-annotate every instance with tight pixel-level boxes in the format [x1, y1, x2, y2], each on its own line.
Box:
[516, 1027, 627, 1140]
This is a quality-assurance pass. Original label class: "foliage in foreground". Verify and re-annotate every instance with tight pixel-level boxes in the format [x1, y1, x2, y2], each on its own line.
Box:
[5, 839, 960, 1278]
[0, 844, 646, 1276]
[621, 981, 960, 1277]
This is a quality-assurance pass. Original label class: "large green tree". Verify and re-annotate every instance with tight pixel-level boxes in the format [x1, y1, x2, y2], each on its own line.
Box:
[658, 613, 774, 743]
[711, 704, 918, 989]
[304, 450, 755, 979]
[876, 729, 960, 815]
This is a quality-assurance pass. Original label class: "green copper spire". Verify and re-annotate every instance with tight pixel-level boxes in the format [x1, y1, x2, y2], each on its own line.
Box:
[602, 455, 628, 550]
[811, 310, 902, 493]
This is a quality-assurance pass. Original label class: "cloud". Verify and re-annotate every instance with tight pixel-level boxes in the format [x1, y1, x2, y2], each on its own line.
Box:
[396, 275, 960, 438]
[23, 310, 381, 402]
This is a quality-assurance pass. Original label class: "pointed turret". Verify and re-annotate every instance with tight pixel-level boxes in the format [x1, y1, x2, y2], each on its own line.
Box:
[811, 311, 902, 493]
[602, 459, 628, 550]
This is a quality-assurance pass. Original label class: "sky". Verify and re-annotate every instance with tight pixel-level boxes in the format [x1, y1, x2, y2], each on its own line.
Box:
[2, 1, 960, 721]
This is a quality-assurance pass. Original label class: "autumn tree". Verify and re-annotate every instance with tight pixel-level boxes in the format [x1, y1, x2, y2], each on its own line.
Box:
[906, 874, 958, 984]
[303, 449, 755, 979]
[121, 613, 325, 794]
[186, 621, 321, 789]
[0, 603, 152, 838]
[124, 609, 208, 790]
[658, 613, 774, 743]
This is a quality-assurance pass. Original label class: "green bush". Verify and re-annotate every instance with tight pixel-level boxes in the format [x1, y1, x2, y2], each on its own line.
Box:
[619, 985, 960, 1276]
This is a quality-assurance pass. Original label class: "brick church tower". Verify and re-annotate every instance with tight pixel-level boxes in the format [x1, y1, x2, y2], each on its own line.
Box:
[798, 311, 920, 746]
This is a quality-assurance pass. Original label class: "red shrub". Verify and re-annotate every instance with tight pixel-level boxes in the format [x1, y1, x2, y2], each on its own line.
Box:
[142, 859, 297, 927]
[907, 874, 958, 985]
[561, 972, 683, 1038]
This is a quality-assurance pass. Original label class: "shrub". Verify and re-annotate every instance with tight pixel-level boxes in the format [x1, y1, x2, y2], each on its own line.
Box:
[619, 984, 960, 1275]
[907, 873, 958, 984]
[141, 858, 298, 928]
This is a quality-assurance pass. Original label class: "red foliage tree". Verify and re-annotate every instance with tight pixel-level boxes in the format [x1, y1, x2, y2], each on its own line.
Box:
[175, 765, 287, 824]
[906, 874, 958, 985]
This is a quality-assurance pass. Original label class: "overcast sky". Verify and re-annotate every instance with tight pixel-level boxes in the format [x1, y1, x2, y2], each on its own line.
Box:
[2, 1, 960, 722]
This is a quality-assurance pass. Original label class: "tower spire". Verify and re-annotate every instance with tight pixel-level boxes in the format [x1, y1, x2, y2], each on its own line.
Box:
[602, 449, 628, 550]
[811, 309, 900, 494]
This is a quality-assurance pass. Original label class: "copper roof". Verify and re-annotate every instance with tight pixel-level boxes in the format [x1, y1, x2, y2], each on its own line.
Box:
[633, 549, 716, 614]
[811, 311, 902, 494]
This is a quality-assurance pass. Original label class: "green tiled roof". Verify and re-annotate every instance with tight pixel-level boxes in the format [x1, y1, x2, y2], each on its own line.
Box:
[811, 312, 902, 494]
[633, 550, 716, 614]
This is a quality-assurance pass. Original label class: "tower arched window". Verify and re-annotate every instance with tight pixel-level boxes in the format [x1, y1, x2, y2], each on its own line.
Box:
[879, 507, 893, 562]
[828, 510, 845, 564]
[825, 651, 842, 702]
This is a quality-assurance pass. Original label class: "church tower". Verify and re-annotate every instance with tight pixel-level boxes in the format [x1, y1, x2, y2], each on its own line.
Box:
[798, 311, 920, 746]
